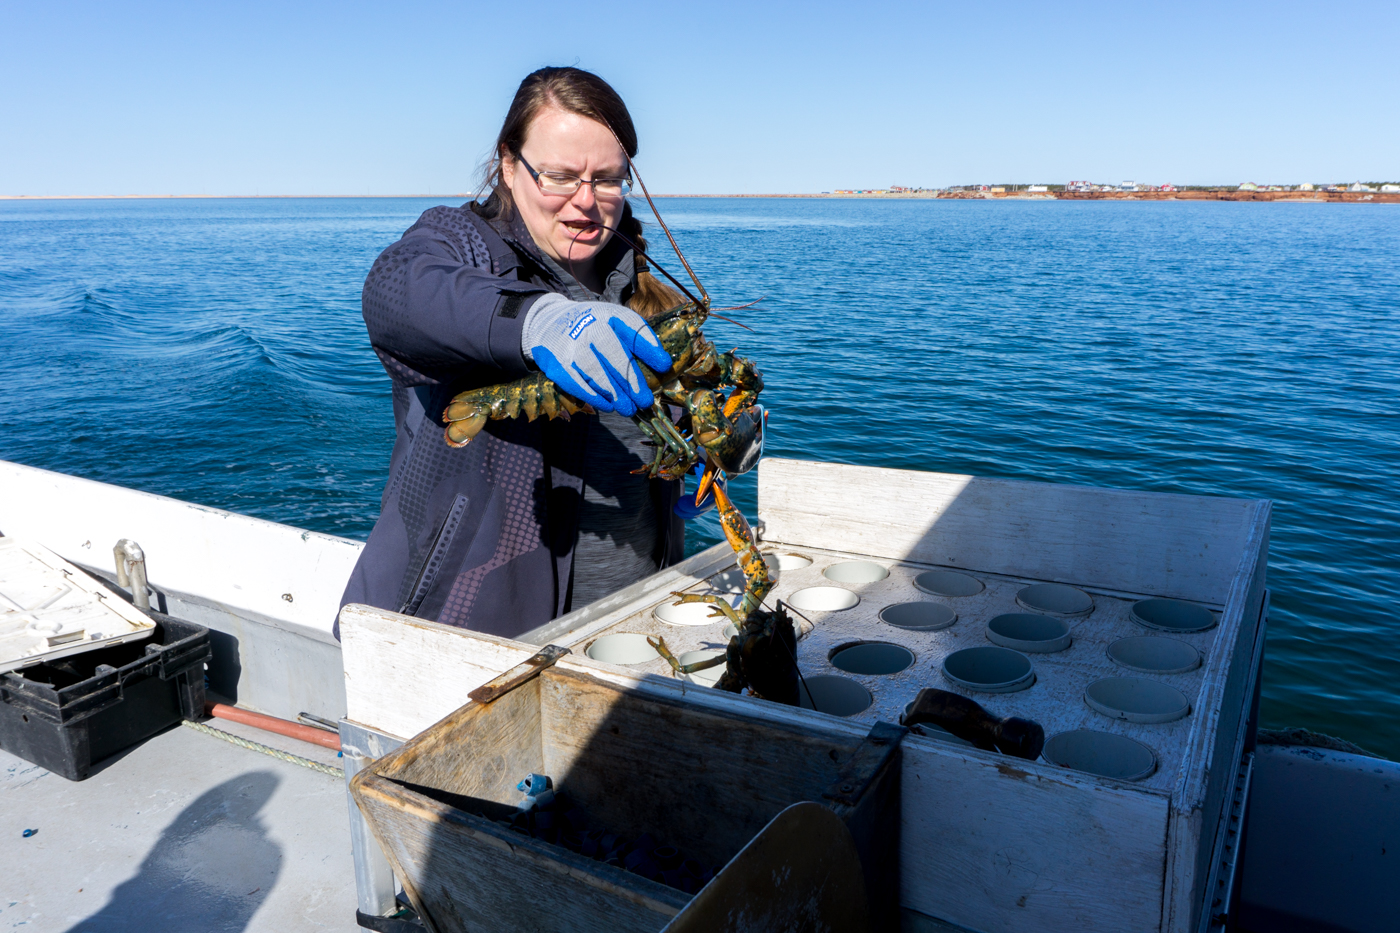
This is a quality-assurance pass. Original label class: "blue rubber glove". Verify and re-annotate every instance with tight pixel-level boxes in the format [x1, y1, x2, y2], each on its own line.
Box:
[521, 294, 673, 417]
[674, 462, 722, 519]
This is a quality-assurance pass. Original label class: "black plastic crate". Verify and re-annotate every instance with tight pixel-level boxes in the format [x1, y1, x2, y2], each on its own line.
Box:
[0, 613, 210, 780]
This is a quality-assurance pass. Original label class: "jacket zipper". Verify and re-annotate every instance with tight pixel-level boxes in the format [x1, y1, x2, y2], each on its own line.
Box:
[399, 493, 470, 616]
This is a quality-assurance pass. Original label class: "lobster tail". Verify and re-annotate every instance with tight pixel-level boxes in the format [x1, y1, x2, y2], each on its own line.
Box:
[442, 372, 595, 448]
[444, 413, 488, 448]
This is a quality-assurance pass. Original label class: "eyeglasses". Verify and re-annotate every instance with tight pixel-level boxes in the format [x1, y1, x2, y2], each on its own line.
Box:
[514, 153, 632, 200]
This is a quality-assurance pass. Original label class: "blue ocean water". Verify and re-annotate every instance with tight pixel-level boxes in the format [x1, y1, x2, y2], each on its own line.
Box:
[2, 197, 1397, 757]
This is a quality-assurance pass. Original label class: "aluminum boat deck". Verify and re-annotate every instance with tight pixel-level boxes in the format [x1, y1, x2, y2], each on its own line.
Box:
[2, 716, 357, 932]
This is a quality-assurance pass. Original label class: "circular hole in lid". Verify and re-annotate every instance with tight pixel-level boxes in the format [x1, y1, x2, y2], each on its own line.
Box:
[942, 646, 1035, 693]
[985, 613, 1072, 653]
[1084, 677, 1191, 724]
[829, 641, 915, 676]
[788, 586, 859, 612]
[1016, 583, 1094, 616]
[879, 602, 957, 631]
[1107, 636, 1201, 674]
[822, 561, 889, 584]
[654, 595, 738, 626]
[1042, 730, 1157, 781]
[677, 649, 726, 685]
[1131, 598, 1216, 633]
[585, 633, 659, 665]
[797, 675, 873, 717]
[913, 570, 984, 597]
[766, 552, 812, 571]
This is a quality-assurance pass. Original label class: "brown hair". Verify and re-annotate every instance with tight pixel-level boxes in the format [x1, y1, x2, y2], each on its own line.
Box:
[485, 66, 679, 320]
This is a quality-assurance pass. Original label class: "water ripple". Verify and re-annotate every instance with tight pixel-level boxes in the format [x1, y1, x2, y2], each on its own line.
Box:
[1, 197, 1397, 756]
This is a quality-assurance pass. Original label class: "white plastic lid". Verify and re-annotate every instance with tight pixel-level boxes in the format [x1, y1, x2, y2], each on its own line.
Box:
[0, 537, 155, 674]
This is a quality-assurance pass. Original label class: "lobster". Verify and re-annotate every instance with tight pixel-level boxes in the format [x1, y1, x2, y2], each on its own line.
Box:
[438, 162, 800, 705]
[441, 296, 764, 484]
[647, 483, 801, 706]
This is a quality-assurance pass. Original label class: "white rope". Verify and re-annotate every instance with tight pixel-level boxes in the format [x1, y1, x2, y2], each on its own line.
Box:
[182, 719, 344, 777]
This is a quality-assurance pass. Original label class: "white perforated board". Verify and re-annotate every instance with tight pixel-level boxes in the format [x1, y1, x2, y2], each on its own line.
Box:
[0, 537, 154, 673]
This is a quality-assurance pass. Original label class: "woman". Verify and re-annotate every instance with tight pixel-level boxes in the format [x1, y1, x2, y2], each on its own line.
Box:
[336, 67, 688, 639]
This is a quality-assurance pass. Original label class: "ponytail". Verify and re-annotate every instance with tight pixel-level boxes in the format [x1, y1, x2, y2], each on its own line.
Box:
[622, 210, 683, 322]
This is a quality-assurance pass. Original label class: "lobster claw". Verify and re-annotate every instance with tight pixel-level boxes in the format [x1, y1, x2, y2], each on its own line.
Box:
[714, 404, 765, 476]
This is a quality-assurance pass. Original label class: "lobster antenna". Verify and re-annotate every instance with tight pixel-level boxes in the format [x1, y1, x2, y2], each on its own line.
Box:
[602, 123, 709, 308]
[715, 297, 765, 313]
[629, 161, 708, 307]
[576, 221, 704, 311]
[705, 311, 755, 332]
[706, 296, 765, 331]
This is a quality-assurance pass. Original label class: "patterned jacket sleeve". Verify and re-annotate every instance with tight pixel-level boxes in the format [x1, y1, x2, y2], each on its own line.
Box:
[361, 206, 546, 385]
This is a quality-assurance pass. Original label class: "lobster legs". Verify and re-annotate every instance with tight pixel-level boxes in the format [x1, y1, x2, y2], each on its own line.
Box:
[676, 480, 773, 618]
[649, 635, 728, 675]
[649, 475, 799, 704]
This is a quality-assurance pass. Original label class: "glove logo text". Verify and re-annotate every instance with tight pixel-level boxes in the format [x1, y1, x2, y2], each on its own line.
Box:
[568, 311, 596, 341]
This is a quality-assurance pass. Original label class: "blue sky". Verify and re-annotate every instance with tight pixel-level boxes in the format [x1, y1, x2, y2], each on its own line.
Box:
[2, 0, 1395, 196]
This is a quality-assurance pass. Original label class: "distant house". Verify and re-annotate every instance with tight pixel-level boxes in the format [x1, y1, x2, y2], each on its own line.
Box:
[1027, 185, 1049, 193]
[1120, 181, 1137, 191]
[1382, 184, 1400, 193]
[1298, 183, 1315, 191]
[1160, 184, 1177, 192]
[1067, 180, 1093, 191]
[1238, 182, 1259, 191]
[1349, 183, 1376, 192]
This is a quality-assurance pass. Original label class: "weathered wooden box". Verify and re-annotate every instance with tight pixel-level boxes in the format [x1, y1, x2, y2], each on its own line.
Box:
[342, 457, 1269, 933]
[349, 653, 903, 933]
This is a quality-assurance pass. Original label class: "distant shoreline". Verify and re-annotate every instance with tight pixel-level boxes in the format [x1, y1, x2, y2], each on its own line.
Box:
[0, 193, 477, 200]
[3, 191, 1396, 204]
[0, 192, 858, 201]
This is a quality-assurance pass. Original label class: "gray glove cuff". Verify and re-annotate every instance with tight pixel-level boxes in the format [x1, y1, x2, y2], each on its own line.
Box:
[521, 294, 638, 363]
[520, 292, 572, 364]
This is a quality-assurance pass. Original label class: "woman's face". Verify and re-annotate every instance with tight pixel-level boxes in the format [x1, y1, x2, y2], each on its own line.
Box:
[501, 105, 629, 273]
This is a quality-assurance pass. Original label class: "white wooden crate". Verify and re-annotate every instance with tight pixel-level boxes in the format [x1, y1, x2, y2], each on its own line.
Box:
[341, 457, 1269, 933]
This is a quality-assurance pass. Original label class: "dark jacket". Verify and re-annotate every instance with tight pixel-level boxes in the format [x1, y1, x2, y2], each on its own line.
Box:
[336, 201, 682, 640]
